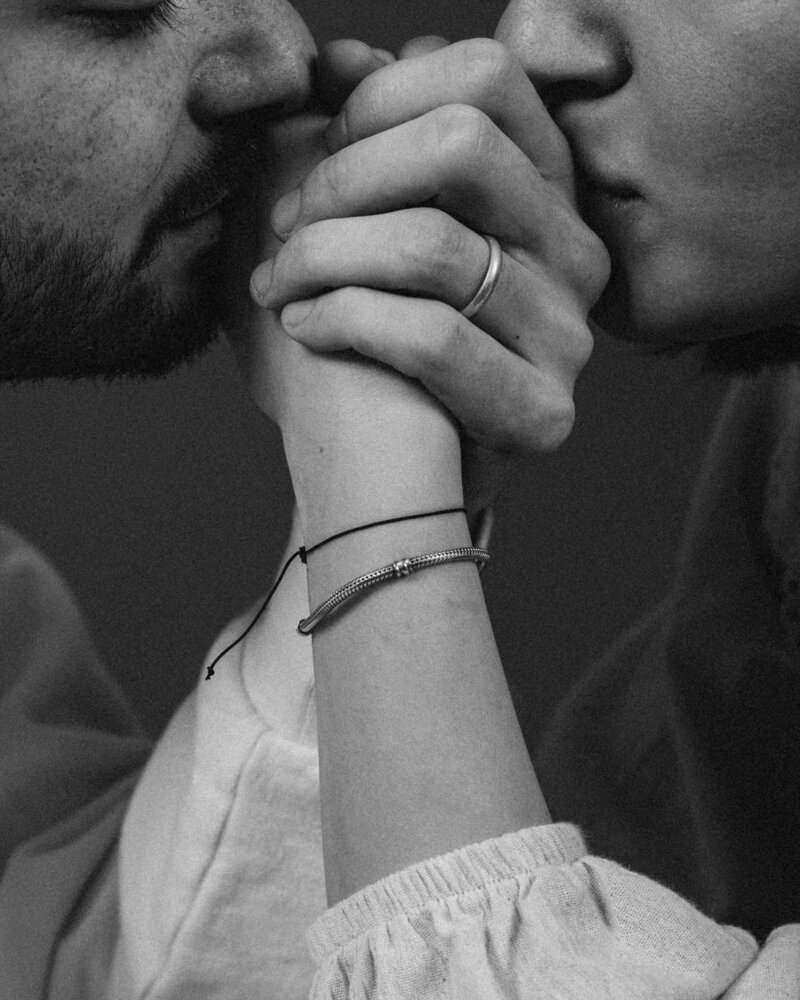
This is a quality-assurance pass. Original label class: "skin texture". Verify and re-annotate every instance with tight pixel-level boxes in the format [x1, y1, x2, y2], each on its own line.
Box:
[2, 0, 797, 932]
[495, 0, 800, 348]
[0, 0, 314, 379]
[250, 41, 608, 467]
[222, 106, 554, 907]
[233, 11, 800, 904]
[228, 44, 599, 903]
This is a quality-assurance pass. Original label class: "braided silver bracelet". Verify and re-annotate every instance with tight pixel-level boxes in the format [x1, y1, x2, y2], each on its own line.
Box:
[297, 546, 490, 635]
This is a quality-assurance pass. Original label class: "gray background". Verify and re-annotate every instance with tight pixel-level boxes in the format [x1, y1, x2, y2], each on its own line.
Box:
[0, 0, 729, 742]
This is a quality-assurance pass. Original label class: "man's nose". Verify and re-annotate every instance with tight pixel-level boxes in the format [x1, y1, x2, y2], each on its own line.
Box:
[495, 0, 629, 110]
[188, 0, 315, 128]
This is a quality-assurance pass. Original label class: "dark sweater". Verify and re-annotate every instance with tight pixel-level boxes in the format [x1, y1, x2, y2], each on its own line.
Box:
[537, 366, 800, 943]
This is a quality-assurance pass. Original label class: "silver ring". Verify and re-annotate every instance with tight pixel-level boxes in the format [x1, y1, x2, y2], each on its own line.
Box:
[460, 235, 503, 319]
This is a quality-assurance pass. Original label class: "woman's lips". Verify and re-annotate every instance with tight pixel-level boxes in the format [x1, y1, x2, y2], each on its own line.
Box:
[576, 170, 644, 242]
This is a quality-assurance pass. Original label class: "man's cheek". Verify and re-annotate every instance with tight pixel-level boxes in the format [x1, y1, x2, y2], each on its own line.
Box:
[14, 51, 181, 231]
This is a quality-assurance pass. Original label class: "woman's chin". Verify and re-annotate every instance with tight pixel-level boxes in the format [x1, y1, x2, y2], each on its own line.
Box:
[592, 264, 766, 349]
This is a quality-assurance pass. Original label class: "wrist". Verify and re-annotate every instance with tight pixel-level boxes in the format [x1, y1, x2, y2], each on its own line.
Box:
[291, 444, 465, 545]
[282, 377, 464, 543]
[302, 507, 473, 608]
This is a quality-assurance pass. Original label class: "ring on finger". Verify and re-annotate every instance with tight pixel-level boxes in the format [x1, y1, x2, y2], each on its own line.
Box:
[460, 234, 503, 319]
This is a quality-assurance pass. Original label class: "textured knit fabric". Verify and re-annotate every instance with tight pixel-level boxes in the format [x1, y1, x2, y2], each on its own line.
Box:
[1, 368, 799, 998]
[307, 830, 776, 999]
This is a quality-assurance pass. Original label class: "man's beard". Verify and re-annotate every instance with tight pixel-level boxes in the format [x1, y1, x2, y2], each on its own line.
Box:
[0, 110, 277, 382]
[0, 216, 219, 381]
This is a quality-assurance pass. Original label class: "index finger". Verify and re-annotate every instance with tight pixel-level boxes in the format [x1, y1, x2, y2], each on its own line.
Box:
[325, 38, 574, 197]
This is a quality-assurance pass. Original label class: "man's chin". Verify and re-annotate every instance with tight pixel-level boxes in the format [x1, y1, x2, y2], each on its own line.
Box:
[0, 217, 221, 383]
[0, 293, 220, 383]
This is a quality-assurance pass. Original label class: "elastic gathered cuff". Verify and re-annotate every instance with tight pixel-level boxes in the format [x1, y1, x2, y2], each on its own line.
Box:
[307, 823, 586, 962]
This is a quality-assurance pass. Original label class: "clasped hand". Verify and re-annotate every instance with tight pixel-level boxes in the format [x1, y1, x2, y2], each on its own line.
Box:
[221, 37, 610, 530]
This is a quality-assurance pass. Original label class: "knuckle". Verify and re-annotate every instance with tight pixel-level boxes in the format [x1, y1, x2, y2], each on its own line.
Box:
[575, 225, 612, 303]
[551, 310, 595, 372]
[433, 104, 497, 166]
[562, 215, 612, 305]
[557, 318, 594, 376]
[459, 38, 517, 97]
[504, 373, 577, 455]
[420, 304, 466, 375]
[313, 285, 361, 339]
[325, 285, 358, 322]
[316, 151, 351, 203]
[406, 211, 466, 287]
[547, 311, 594, 381]
[534, 390, 576, 453]
[572, 322, 595, 370]
[285, 224, 321, 273]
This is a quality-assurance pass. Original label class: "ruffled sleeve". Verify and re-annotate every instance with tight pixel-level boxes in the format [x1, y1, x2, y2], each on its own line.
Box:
[306, 824, 800, 999]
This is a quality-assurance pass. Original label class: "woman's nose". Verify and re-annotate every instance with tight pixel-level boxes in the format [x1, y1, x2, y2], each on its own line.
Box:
[495, 0, 629, 111]
[188, 0, 315, 128]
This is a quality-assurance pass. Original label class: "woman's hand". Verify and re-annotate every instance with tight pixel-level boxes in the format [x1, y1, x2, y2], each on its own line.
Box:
[251, 38, 610, 463]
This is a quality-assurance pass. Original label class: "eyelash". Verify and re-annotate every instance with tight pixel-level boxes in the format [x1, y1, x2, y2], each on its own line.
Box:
[72, 0, 181, 41]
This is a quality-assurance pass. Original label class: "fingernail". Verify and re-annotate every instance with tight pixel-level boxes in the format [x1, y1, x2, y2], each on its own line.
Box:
[249, 259, 274, 306]
[371, 47, 395, 66]
[270, 188, 300, 241]
[282, 300, 315, 329]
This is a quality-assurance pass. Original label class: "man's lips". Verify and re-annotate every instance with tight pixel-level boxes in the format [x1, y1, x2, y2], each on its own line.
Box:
[161, 182, 236, 230]
[168, 193, 231, 230]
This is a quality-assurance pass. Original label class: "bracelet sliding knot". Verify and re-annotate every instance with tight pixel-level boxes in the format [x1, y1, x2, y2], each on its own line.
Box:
[393, 558, 415, 577]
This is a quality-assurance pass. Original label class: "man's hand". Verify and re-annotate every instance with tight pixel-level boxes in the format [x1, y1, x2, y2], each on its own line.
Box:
[250, 39, 609, 462]
[220, 110, 464, 540]
[219, 45, 562, 904]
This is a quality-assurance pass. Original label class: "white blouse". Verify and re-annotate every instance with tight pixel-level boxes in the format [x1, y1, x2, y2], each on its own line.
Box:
[0, 525, 797, 998]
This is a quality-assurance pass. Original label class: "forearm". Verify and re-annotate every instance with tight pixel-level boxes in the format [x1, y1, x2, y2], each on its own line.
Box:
[292, 413, 550, 907]
[227, 44, 584, 909]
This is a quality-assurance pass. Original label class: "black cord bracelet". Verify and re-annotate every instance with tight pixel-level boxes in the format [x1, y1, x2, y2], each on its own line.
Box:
[204, 505, 471, 679]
